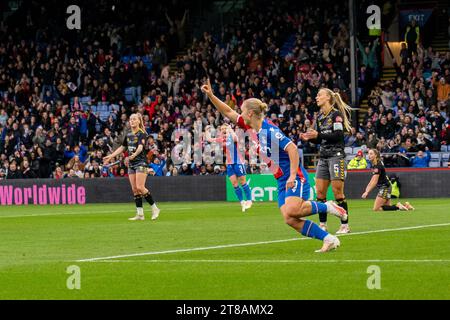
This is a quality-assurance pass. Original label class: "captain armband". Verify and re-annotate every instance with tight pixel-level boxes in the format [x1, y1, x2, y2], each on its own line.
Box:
[333, 122, 343, 131]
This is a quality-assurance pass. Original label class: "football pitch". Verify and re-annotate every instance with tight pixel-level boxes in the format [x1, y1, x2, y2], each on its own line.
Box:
[0, 199, 449, 300]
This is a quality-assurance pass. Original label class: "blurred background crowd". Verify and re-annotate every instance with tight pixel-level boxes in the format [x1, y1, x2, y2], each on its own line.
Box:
[0, 0, 449, 180]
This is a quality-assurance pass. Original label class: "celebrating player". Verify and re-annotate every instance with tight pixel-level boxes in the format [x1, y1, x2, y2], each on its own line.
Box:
[362, 149, 414, 211]
[301, 88, 352, 234]
[103, 113, 160, 220]
[201, 79, 347, 253]
[207, 124, 252, 212]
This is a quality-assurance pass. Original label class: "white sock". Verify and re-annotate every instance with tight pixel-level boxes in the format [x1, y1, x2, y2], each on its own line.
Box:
[151, 204, 158, 210]
[137, 207, 144, 216]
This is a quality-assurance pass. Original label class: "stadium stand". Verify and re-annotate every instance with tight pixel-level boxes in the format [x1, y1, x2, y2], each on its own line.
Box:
[0, 0, 449, 180]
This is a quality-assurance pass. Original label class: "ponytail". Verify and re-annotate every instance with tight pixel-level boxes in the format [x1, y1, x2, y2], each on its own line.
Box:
[332, 92, 353, 132]
[320, 88, 355, 132]
[137, 113, 146, 133]
[245, 98, 268, 118]
[259, 102, 268, 114]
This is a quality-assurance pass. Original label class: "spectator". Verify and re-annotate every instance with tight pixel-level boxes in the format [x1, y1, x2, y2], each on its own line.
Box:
[149, 156, 167, 176]
[393, 148, 411, 167]
[65, 169, 79, 179]
[38, 140, 56, 178]
[6, 161, 23, 179]
[72, 163, 84, 179]
[432, 77, 450, 104]
[410, 148, 431, 168]
[179, 163, 192, 175]
[117, 167, 129, 178]
[64, 144, 88, 164]
[166, 167, 179, 176]
[404, 19, 420, 58]
[347, 150, 368, 169]
[53, 166, 64, 180]
[357, 38, 380, 81]
[151, 41, 168, 76]
[354, 131, 367, 147]
[21, 160, 37, 179]
[399, 43, 408, 65]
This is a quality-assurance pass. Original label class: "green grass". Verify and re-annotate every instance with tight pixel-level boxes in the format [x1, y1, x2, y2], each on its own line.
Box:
[0, 199, 449, 299]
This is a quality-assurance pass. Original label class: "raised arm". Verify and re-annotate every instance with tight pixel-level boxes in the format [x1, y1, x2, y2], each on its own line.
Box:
[180, 9, 188, 27]
[201, 79, 239, 123]
[165, 12, 174, 27]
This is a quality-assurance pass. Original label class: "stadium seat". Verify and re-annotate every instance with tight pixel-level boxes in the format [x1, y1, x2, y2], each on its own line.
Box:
[80, 96, 92, 104]
[429, 160, 440, 168]
[121, 56, 131, 64]
[124, 87, 133, 102]
[344, 147, 353, 155]
[441, 145, 448, 152]
[352, 147, 362, 154]
[430, 153, 440, 160]
[99, 111, 110, 121]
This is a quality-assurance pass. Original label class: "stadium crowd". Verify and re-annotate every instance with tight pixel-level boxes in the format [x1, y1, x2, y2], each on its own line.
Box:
[0, 0, 449, 180]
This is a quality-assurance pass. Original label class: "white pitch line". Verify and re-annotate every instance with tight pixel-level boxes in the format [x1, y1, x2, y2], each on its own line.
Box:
[76, 222, 450, 262]
[90, 259, 450, 264]
[0, 207, 192, 219]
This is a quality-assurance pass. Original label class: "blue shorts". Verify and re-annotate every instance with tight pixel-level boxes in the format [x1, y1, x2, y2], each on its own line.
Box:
[226, 164, 246, 177]
[277, 176, 311, 208]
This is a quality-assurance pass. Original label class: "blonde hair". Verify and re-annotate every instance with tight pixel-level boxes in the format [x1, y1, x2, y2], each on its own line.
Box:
[244, 98, 268, 119]
[370, 148, 381, 165]
[321, 88, 353, 132]
[131, 113, 146, 134]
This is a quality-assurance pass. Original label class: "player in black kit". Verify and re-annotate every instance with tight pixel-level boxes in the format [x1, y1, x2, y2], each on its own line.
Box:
[362, 149, 414, 211]
[103, 113, 160, 220]
[300, 88, 351, 234]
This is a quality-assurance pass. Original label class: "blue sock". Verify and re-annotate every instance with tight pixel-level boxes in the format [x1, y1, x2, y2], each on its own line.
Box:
[301, 220, 329, 240]
[234, 187, 243, 202]
[241, 183, 251, 201]
[310, 201, 328, 215]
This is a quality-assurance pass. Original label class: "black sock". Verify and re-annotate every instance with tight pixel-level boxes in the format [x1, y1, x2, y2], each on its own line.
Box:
[381, 205, 400, 211]
[317, 198, 327, 223]
[336, 198, 349, 224]
[143, 192, 155, 206]
[134, 195, 143, 208]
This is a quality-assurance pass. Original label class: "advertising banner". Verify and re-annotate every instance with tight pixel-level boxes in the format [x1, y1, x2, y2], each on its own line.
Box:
[226, 173, 335, 202]
[0, 176, 226, 206]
